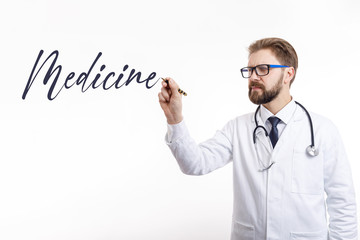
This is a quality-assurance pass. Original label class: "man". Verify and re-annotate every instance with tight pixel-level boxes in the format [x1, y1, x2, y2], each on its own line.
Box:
[158, 38, 358, 239]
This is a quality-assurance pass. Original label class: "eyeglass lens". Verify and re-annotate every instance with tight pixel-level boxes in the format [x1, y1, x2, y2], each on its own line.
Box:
[241, 65, 269, 78]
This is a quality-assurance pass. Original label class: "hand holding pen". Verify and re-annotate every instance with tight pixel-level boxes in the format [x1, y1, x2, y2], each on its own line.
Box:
[161, 78, 187, 96]
[158, 77, 184, 124]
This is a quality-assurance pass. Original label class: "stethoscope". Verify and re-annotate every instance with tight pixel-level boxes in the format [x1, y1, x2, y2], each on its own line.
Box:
[253, 101, 319, 171]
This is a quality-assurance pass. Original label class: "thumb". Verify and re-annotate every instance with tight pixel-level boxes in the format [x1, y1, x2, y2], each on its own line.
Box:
[167, 78, 181, 96]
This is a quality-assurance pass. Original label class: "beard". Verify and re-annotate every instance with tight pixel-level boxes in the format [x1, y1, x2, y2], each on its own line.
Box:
[248, 75, 283, 105]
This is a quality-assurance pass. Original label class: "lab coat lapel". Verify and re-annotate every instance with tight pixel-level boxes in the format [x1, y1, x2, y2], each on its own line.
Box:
[254, 114, 272, 154]
[255, 130, 272, 153]
[271, 105, 306, 158]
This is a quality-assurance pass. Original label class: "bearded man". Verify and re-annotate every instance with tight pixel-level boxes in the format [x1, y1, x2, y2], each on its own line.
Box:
[158, 37, 357, 240]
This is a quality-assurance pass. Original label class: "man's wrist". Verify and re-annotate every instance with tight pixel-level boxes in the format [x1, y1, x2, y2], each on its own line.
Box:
[167, 115, 183, 125]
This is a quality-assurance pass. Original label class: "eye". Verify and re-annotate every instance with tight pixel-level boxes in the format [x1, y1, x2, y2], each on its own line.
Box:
[257, 65, 268, 71]
[256, 65, 269, 75]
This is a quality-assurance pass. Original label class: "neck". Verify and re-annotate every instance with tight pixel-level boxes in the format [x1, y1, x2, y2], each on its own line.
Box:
[263, 93, 292, 115]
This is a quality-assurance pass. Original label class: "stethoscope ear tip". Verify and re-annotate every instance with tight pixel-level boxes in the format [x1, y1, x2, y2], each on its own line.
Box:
[306, 145, 319, 157]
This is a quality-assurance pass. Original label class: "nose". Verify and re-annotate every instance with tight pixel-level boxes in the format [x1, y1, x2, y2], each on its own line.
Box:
[249, 68, 260, 81]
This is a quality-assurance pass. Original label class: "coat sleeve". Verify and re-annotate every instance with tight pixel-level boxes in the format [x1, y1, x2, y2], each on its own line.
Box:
[323, 122, 358, 239]
[165, 120, 233, 175]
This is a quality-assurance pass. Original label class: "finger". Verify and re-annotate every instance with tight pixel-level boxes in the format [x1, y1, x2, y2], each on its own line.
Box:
[161, 88, 171, 102]
[162, 80, 168, 88]
[166, 78, 181, 97]
[160, 87, 171, 102]
[158, 92, 167, 103]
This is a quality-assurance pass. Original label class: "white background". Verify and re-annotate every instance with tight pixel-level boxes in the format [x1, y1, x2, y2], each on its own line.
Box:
[1, 0, 359, 239]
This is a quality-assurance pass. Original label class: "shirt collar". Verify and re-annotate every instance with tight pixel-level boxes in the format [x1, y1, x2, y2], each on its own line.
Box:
[259, 99, 296, 125]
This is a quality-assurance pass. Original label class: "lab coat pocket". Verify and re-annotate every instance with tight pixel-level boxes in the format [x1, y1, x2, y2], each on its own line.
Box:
[290, 230, 328, 239]
[291, 150, 323, 195]
[231, 221, 255, 240]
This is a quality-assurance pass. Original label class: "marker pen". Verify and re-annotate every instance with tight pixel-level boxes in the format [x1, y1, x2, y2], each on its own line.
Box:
[161, 78, 187, 96]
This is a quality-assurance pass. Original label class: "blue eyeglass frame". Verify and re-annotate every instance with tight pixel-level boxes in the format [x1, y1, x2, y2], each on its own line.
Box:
[240, 64, 289, 78]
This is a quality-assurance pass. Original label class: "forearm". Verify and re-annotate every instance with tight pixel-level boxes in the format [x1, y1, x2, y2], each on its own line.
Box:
[166, 120, 232, 175]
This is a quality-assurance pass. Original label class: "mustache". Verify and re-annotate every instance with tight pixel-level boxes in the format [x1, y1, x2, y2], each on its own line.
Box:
[249, 82, 265, 90]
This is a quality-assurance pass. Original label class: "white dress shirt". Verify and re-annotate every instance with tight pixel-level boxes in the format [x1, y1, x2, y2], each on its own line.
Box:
[259, 100, 297, 139]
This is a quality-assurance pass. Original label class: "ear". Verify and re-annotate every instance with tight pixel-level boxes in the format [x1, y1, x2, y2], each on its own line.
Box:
[284, 67, 295, 85]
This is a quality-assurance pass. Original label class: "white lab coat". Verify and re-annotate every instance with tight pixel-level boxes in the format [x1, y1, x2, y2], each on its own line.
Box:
[166, 104, 357, 240]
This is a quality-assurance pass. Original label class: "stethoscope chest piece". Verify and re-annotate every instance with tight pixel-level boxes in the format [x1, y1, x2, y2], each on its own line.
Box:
[306, 145, 319, 157]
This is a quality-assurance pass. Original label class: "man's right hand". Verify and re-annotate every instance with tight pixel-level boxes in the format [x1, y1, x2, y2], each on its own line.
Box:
[158, 77, 183, 125]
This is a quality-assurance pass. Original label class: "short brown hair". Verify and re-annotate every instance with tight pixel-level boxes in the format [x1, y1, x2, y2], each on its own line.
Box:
[248, 37, 298, 85]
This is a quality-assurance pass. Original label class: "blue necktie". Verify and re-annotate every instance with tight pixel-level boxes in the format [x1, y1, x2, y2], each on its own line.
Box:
[268, 117, 281, 147]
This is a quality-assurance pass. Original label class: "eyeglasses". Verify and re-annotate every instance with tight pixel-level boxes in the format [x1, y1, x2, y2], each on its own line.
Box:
[240, 64, 289, 78]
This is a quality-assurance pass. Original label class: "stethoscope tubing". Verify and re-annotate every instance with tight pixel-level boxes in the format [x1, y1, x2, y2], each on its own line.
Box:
[253, 101, 317, 156]
[294, 101, 315, 148]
